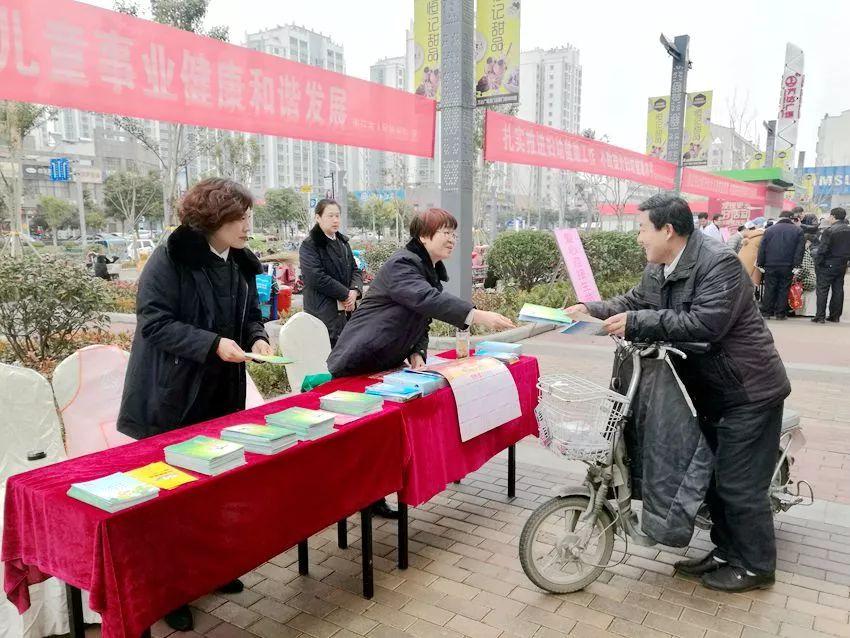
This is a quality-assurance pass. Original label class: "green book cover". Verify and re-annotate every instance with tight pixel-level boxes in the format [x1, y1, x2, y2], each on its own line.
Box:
[68, 472, 158, 504]
[265, 407, 335, 428]
[518, 303, 573, 325]
[222, 424, 292, 440]
[165, 435, 243, 460]
[321, 391, 382, 406]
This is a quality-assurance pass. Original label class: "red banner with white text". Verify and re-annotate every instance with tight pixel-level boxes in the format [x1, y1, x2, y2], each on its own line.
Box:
[0, 0, 436, 156]
[484, 111, 769, 206]
[484, 110, 677, 189]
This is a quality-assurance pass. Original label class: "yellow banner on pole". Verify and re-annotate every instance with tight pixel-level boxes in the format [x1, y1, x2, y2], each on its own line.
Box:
[646, 96, 669, 159]
[474, 0, 520, 106]
[413, 0, 441, 101]
[682, 91, 712, 166]
[746, 151, 766, 170]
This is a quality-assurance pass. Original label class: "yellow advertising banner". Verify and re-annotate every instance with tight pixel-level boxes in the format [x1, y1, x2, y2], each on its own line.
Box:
[746, 151, 766, 170]
[773, 149, 791, 171]
[474, 0, 520, 106]
[413, 0, 441, 101]
[646, 96, 669, 159]
[682, 91, 712, 166]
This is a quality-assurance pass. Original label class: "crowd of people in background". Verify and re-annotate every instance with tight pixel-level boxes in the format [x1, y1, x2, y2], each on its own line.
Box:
[702, 206, 849, 323]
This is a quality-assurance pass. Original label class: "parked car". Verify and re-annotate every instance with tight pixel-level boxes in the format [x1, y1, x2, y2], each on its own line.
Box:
[129, 238, 155, 259]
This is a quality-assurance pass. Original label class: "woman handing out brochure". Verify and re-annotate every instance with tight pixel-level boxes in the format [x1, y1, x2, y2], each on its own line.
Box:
[327, 208, 514, 377]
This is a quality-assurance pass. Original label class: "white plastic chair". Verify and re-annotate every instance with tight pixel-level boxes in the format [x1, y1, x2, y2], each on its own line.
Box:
[277, 312, 331, 393]
[52, 346, 134, 459]
[245, 371, 265, 408]
[0, 363, 99, 638]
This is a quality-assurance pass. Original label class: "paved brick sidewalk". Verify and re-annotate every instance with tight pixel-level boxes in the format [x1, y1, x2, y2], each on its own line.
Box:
[70, 456, 850, 638]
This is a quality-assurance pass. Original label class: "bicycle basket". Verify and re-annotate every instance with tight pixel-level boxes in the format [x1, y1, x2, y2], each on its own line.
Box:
[536, 374, 628, 464]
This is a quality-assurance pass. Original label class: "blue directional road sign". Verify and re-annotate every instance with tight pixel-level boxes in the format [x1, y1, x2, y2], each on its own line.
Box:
[49, 158, 70, 181]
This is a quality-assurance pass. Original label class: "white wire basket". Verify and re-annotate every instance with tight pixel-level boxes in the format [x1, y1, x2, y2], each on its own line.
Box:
[535, 373, 629, 464]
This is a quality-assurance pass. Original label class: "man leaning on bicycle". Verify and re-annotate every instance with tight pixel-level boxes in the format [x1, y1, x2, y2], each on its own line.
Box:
[567, 193, 790, 593]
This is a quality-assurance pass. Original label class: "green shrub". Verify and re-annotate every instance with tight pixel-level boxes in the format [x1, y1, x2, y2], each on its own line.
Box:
[103, 280, 138, 313]
[363, 240, 402, 274]
[488, 230, 559, 291]
[247, 361, 290, 399]
[581, 231, 646, 282]
[0, 254, 109, 369]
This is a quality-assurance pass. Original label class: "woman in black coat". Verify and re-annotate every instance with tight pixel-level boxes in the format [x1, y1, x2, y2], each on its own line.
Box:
[299, 199, 363, 345]
[328, 208, 514, 377]
[116, 178, 272, 631]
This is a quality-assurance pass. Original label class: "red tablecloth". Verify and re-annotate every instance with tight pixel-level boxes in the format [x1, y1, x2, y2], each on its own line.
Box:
[317, 354, 540, 506]
[2, 392, 407, 638]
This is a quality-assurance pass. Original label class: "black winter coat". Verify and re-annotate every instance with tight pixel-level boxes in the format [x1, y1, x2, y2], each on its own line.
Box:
[757, 218, 805, 269]
[327, 238, 474, 377]
[585, 230, 790, 414]
[817, 219, 850, 267]
[117, 225, 268, 440]
[299, 225, 363, 344]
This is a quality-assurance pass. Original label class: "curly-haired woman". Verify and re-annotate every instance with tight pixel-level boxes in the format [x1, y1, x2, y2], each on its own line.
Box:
[116, 178, 272, 627]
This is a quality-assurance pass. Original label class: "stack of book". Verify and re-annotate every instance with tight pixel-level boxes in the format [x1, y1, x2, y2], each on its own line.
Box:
[221, 424, 299, 454]
[164, 435, 246, 476]
[383, 370, 447, 396]
[365, 382, 421, 402]
[474, 341, 522, 364]
[319, 391, 384, 416]
[265, 407, 336, 441]
[67, 472, 160, 512]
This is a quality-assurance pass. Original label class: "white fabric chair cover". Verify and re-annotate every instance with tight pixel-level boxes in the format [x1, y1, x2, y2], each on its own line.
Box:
[277, 312, 331, 393]
[245, 371, 265, 408]
[0, 363, 99, 638]
[52, 346, 134, 459]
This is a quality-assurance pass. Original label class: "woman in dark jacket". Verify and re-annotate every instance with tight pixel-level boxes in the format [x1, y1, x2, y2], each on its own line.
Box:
[328, 207, 514, 519]
[116, 178, 272, 631]
[299, 199, 363, 345]
[328, 208, 514, 377]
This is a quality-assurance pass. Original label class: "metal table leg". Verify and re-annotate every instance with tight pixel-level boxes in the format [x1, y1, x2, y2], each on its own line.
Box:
[398, 501, 409, 570]
[337, 519, 348, 549]
[360, 507, 374, 599]
[65, 584, 85, 638]
[508, 444, 516, 499]
[297, 540, 309, 575]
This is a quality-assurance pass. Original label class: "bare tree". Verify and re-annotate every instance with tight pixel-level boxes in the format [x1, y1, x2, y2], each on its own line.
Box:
[595, 178, 644, 231]
[725, 88, 761, 168]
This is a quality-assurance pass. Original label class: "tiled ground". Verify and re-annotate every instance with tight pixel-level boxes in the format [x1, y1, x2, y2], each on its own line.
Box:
[83, 456, 850, 638]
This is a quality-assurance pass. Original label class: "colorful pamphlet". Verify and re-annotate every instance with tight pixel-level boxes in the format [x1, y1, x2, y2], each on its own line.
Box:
[126, 462, 197, 490]
[518, 303, 573, 325]
[365, 382, 422, 402]
[243, 352, 294, 365]
[474, 341, 523, 355]
[319, 391, 384, 416]
[383, 370, 447, 396]
[164, 435, 246, 476]
[221, 424, 299, 454]
[67, 472, 160, 512]
[264, 407, 337, 441]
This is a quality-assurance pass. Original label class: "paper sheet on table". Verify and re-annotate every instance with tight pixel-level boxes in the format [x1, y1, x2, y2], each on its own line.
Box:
[422, 357, 522, 442]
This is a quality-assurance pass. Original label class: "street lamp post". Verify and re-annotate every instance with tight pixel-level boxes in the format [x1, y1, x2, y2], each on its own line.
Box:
[321, 158, 347, 233]
[660, 33, 691, 193]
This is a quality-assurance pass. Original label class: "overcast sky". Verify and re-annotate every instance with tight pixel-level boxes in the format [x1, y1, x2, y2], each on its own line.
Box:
[82, 0, 850, 163]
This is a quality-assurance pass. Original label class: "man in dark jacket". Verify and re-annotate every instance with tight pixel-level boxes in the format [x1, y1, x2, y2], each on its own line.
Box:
[757, 210, 804, 319]
[568, 193, 790, 593]
[299, 199, 363, 345]
[813, 207, 850, 323]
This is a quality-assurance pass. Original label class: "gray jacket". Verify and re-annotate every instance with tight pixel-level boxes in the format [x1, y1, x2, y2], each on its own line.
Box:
[327, 238, 473, 377]
[586, 230, 790, 415]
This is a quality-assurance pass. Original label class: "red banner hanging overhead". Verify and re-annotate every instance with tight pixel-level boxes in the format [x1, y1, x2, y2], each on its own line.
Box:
[681, 169, 767, 206]
[0, 0, 436, 157]
[484, 110, 677, 190]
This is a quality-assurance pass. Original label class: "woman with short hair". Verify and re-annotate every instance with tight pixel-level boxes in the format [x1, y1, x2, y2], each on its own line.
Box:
[299, 198, 363, 346]
[328, 208, 514, 378]
[117, 178, 272, 630]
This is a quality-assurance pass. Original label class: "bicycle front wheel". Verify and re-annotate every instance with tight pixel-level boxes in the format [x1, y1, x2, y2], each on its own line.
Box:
[519, 495, 615, 593]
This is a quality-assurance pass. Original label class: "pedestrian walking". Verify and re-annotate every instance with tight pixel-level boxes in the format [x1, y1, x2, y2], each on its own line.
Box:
[813, 207, 850, 323]
[757, 211, 804, 319]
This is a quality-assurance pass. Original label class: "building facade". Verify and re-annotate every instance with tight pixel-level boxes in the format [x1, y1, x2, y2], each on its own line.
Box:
[245, 25, 348, 197]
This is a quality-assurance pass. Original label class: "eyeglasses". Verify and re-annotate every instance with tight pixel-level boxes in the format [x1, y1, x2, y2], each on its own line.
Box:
[439, 229, 458, 240]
